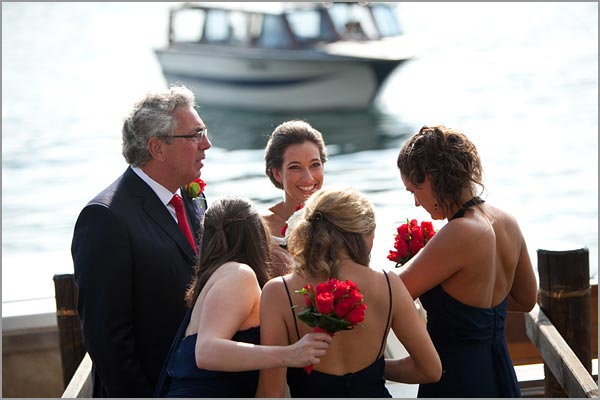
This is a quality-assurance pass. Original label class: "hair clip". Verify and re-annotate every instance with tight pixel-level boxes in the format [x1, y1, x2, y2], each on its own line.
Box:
[312, 211, 323, 222]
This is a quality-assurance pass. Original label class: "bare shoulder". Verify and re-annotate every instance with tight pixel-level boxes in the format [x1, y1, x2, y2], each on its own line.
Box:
[218, 261, 258, 282]
[484, 204, 523, 235]
[262, 273, 293, 295]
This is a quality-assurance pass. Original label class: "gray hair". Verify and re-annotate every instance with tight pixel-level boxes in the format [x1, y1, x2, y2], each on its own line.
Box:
[122, 85, 196, 166]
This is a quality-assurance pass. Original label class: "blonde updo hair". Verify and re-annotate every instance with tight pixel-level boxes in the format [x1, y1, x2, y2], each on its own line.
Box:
[287, 187, 375, 279]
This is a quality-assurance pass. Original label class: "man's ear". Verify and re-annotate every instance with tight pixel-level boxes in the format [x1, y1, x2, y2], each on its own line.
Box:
[148, 137, 167, 162]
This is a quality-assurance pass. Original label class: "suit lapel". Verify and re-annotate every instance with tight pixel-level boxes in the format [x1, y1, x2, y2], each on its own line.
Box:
[124, 168, 196, 262]
[181, 191, 207, 242]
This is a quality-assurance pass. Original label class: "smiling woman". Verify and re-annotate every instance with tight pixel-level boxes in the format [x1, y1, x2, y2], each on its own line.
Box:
[260, 120, 328, 276]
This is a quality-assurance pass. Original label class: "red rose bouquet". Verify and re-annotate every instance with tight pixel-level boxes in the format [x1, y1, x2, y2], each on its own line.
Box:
[184, 178, 206, 199]
[387, 219, 436, 267]
[296, 277, 367, 374]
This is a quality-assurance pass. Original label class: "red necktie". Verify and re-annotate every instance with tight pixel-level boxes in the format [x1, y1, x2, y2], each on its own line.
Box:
[169, 194, 197, 254]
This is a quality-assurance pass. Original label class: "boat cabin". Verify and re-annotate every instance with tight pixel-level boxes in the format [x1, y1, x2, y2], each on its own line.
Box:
[167, 2, 404, 49]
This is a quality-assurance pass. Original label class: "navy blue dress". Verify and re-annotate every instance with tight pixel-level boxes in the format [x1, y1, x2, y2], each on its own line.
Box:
[417, 197, 521, 398]
[282, 273, 393, 398]
[154, 309, 260, 398]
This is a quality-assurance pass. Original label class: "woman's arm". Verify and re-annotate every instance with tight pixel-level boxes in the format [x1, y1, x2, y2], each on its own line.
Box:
[398, 220, 470, 299]
[508, 232, 538, 312]
[384, 273, 442, 384]
[194, 267, 330, 375]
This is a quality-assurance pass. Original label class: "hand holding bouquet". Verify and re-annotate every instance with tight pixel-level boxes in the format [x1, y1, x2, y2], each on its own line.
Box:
[387, 219, 436, 267]
[296, 277, 367, 374]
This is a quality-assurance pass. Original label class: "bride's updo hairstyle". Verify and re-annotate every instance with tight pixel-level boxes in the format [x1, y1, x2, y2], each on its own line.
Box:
[287, 187, 375, 279]
[397, 125, 485, 217]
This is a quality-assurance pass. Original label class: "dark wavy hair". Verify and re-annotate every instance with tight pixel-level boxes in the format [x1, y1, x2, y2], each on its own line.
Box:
[397, 125, 485, 216]
[264, 120, 328, 189]
[185, 197, 272, 307]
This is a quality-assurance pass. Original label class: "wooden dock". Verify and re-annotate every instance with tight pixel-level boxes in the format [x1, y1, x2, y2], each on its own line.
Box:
[2, 247, 598, 397]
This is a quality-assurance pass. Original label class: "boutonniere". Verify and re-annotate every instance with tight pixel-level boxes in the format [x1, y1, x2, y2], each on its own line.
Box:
[184, 178, 206, 199]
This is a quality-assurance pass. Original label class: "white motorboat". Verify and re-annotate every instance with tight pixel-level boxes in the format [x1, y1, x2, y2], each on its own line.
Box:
[154, 2, 415, 111]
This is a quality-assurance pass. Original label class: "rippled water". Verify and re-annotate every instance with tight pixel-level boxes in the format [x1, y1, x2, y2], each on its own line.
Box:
[2, 3, 597, 313]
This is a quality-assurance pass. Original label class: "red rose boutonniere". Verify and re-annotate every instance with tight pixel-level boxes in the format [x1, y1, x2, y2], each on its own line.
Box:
[387, 219, 436, 268]
[296, 278, 367, 374]
[184, 178, 206, 199]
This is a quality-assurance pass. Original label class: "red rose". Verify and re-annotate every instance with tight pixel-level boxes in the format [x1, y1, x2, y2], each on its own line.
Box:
[345, 302, 367, 325]
[315, 292, 334, 314]
[301, 284, 314, 307]
[184, 178, 206, 199]
[346, 280, 358, 290]
[421, 221, 435, 240]
[397, 224, 410, 241]
[333, 296, 355, 318]
[316, 281, 335, 296]
[346, 288, 363, 304]
[411, 226, 424, 243]
[395, 237, 410, 258]
[332, 280, 349, 300]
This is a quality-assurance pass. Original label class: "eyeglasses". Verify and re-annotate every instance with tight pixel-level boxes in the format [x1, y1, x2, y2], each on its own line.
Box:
[160, 128, 207, 143]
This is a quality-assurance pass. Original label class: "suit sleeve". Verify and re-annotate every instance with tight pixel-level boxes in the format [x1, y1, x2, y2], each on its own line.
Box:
[71, 204, 154, 397]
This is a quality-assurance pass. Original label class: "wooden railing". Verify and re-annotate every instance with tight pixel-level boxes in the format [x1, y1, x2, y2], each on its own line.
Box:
[525, 305, 598, 398]
[523, 247, 598, 398]
[61, 352, 93, 398]
[56, 246, 598, 398]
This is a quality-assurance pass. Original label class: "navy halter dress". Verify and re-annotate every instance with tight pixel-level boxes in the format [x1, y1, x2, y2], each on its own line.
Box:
[417, 197, 521, 398]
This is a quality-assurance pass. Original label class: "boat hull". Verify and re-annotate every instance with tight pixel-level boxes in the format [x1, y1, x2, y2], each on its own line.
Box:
[155, 46, 405, 111]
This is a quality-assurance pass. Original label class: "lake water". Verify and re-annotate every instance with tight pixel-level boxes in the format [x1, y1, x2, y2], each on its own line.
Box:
[2, 2, 597, 316]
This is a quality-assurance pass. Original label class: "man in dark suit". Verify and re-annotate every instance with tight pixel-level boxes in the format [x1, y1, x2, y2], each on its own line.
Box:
[71, 85, 211, 397]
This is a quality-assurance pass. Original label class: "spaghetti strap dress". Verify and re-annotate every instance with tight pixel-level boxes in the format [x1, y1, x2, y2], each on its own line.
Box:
[154, 307, 260, 398]
[417, 197, 521, 398]
[282, 271, 393, 398]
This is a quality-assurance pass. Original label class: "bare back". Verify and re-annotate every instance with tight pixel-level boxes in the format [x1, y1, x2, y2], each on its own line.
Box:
[399, 203, 537, 311]
[271, 263, 393, 375]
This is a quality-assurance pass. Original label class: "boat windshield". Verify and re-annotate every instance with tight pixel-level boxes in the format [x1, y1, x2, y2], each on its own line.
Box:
[167, 3, 404, 48]
[286, 9, 338, 46]
[371, 4, 404, 37]
[327, 3, 402, 39]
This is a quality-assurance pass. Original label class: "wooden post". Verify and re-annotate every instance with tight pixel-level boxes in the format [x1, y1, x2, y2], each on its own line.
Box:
[537, 247, 591, 397]
[53, 274, 86, 389]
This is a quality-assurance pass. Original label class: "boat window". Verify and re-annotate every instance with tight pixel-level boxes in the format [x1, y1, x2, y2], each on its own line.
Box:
[371, 4, 403, 37]
[171, 8, 206, 43]
[204, 9, 230, 43]
[256, 15, 292, 48]
[328, 3, 378, 40]
[286, 10, 337, 45]
[227, 11, 249, 45]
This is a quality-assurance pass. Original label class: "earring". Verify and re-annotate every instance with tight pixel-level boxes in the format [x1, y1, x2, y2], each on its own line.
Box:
[434, 203, 438, 211]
